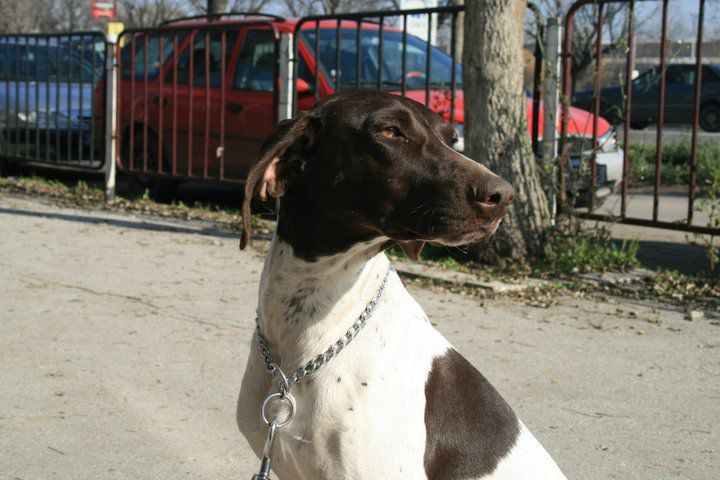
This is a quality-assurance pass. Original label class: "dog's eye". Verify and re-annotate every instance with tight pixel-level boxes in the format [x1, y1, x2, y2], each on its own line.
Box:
[378, 126, 401, 138]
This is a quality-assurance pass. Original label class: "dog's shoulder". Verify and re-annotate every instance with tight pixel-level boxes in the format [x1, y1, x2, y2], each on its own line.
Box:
[423, 348, 521, 480]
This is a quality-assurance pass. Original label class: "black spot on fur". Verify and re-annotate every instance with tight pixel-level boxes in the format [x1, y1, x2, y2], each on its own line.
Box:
[424, 349, 520, 479]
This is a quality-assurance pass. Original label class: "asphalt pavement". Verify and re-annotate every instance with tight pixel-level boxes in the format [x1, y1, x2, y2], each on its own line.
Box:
[620, 124, 720, 146]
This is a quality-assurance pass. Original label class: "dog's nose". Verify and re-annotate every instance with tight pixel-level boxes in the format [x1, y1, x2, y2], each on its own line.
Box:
[470, 176, 515, 215]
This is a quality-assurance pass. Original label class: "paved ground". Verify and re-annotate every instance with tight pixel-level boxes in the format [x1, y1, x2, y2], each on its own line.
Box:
[620, 124, 720, 146]
[1, 194, 719, 480]
[598, 190, 711, 226]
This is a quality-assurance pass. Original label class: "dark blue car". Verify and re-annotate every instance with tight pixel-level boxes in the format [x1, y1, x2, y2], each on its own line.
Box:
[573, 63, 720, 132]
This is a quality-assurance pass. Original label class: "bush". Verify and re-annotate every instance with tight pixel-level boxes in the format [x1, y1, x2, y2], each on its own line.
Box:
[627, 138, 720, 186]
[543, 219, 640, 274]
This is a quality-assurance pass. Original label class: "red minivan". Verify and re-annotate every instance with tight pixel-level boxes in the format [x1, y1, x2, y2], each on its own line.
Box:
[106, 15, 622, 200]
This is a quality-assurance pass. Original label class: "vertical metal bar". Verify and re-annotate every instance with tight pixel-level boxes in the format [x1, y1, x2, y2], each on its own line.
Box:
[688, 0, 705, 224]
[219, 30, 226, 180]
[66, 35, 72, 162]
[172, 33, 178, 174]
[14, 36, 20, 155]
[142, 34, 149, 172]
[531, 22, 543, 157]
[24, 39, 29, 158]
[34, 37, 40, 159]
[44, 36, 50, 162]
[78, 35, 84, 164]
[272, 29, 280, 125]
[401, 14, 407, 96]
[314, 22, 320, 103]
[188, 31, 194, 176]
[292, 27, 299, 116]
[4, 40, 9, 157]
[621, 0, 635, 220]
[203, 31, 210, 178]
[335, 19, 341, 91]
[589, 4, 605, 214]
[560, 13, 575, 202]
[90, 35, 97, 163]
[355, 19, 361, 89]
[129, 34, 136, 170]
[115, 38, 121, 172]
[104, 38, 117, 202]
[425, 13, 431, 105]
[158, 34, 164, 172]
[55, 35, 60, 164]
[449, 12, 457, 125]
[278, 30, 293, 121]
[653, 0, 669, 222]
[378, 16, 384, 90]
[542, 17, 562, 223]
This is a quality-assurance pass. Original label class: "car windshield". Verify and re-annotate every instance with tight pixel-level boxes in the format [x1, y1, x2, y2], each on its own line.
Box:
[300, 27, 462, 90]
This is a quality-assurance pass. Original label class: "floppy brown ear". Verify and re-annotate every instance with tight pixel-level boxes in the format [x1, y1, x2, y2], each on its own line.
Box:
[240, 115, 315, 249]
[400, 241, 426, 261]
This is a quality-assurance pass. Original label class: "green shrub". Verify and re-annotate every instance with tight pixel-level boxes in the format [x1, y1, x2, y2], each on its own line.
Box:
[543, 221, 640, 274]
[627, 138, 720, 186]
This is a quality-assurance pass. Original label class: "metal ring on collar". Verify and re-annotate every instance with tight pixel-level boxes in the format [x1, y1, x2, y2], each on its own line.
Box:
[261, 392, 296, 428]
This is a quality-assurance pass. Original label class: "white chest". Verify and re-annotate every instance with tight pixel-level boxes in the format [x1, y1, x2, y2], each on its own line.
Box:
[238, 274, 451, 480]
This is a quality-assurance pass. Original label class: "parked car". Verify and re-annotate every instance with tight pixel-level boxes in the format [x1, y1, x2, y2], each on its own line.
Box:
[0, 35, 104, 163]
[110, 16, 623, 205]
[573, 63, 720, 132]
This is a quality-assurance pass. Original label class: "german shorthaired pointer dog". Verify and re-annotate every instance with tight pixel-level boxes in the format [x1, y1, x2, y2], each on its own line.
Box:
[237, 90, 567, 479]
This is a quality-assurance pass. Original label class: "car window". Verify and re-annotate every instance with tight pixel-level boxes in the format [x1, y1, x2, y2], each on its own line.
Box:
[665, 66, 694, 86]
[121, 33, 180, 81]
[0, 39, 99, 83]
[171, 30, 238, 88]
[233, 29, 275, 92]
[299, 28, 462, 90]
[703, 66, 720, 84]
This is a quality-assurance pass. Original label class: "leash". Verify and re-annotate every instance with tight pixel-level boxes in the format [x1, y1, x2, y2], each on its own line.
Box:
[250, 265, 394, 480]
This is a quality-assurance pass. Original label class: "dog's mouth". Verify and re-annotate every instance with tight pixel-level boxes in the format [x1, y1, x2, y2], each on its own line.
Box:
[431, 217, 503, 246]
[384, 214, 504, 246]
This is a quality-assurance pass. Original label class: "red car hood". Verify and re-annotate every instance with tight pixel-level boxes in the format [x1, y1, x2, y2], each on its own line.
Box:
[394, 89, 610, 138]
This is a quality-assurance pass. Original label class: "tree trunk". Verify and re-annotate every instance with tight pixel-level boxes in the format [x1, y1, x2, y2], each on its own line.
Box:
[463, 0, 550, 262]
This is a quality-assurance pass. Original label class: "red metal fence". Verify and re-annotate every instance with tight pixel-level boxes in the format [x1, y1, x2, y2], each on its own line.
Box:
[115, 13, 281, 184]
[560, 0, 719, 235]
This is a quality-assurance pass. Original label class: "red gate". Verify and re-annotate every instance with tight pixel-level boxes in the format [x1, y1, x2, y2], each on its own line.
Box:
[115, 13, 281, 184]
[560, 0, 719, 235]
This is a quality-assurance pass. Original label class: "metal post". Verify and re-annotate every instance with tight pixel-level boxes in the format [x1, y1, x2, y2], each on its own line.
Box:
[104, 39, 117, 203]
[278, 33, 294, 121]
[542, 18, 561, 223]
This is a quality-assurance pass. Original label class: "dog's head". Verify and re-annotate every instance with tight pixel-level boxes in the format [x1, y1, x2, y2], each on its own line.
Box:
[241, 90, 514, 260]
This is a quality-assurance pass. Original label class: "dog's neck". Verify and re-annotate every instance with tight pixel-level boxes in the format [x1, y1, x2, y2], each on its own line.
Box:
[257, 232, 390, 373]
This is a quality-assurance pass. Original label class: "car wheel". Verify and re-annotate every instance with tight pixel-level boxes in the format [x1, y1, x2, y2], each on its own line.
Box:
[700, 103, 720, 132]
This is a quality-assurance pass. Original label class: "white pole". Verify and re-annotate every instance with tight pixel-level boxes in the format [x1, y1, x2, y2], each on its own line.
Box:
[103, 38, 117, 203]
[277, 33, 294, 121]
[542, 18, 562, 223]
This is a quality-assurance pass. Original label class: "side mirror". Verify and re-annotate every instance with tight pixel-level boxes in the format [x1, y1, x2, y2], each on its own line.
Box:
[297, 78, 312, 95]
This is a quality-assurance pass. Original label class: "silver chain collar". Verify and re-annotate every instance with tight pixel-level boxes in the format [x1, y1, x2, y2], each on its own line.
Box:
[254, 265, 394, 392]
[249, 265, 393, 479]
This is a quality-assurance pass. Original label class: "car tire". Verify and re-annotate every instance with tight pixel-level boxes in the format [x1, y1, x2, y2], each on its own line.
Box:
[700, 103, 720, 132]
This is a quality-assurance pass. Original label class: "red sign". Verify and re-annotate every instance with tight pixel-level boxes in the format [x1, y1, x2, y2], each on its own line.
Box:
[91, 0, 116, 19]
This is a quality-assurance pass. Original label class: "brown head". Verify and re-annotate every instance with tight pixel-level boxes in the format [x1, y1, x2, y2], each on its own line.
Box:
[240, 90, 514, 261]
